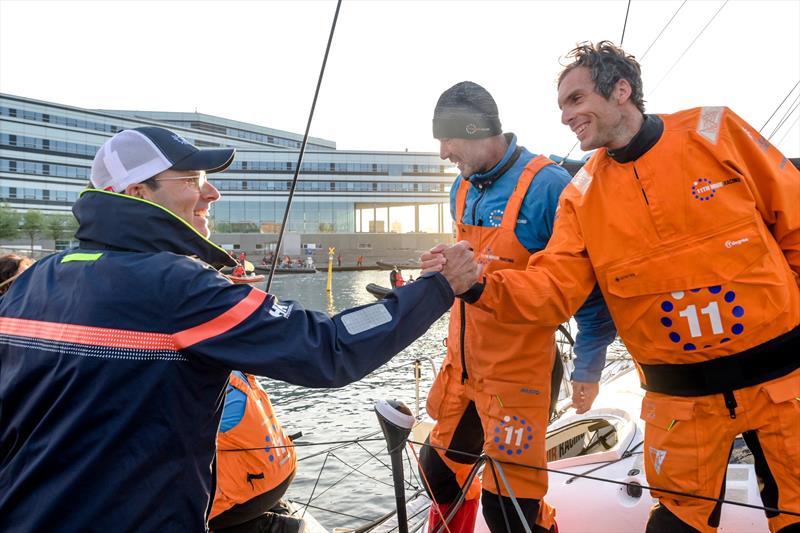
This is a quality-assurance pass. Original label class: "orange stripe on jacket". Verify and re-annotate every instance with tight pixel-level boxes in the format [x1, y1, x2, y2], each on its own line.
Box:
[0, 288, 267, 351]
[173, 288, 267, 349]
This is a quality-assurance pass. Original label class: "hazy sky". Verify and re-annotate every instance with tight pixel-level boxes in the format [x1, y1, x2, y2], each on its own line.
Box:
[1, 0, 798, 157]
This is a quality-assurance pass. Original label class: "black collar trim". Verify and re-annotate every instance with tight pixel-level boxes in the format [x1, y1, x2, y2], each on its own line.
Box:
[468, 133, 522, 190]
[607, 114, 664, 163]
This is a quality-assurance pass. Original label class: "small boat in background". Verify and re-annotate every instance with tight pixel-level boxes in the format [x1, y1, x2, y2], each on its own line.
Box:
[366, 283, 392, 299]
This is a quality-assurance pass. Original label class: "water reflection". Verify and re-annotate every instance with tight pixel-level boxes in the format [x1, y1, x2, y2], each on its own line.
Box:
[256, 270, 446, 526]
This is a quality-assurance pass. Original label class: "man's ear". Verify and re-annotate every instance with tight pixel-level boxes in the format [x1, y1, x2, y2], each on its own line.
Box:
[615, 78, 632, 105]
[125, 182, 149, 199]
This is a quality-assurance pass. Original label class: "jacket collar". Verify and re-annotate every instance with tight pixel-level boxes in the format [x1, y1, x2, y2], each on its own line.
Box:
[72, 189, 236, 269]
[607, 114, 664, 164]
[465, 133, 523, 190]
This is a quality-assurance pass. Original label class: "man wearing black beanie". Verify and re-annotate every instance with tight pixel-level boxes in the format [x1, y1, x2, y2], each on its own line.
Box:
[419, 81, 616, 533]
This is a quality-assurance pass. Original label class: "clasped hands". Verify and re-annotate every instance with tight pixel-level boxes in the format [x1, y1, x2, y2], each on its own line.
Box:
[420, 241, 481, 296]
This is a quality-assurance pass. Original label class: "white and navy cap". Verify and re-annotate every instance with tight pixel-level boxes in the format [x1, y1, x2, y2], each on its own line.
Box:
[90, 127, 235, 192]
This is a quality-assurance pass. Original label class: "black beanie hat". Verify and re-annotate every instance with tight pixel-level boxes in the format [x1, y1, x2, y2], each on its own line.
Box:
[432, 81, 502, 140]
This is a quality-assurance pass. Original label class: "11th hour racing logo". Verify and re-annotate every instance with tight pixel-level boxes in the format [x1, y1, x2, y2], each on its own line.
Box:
[691, 177, 741, 201]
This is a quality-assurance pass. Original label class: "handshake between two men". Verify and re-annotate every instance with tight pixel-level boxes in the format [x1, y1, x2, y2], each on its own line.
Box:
[420, 241, 482, 296]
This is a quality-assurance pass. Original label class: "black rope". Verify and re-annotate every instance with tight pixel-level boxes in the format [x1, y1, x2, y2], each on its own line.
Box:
[760, 80, 800, 133]
[290, 499, 374, 523]
[620, 0, 632, 46]
[265, 0, 343, 293]
[413, 439, 800, 518]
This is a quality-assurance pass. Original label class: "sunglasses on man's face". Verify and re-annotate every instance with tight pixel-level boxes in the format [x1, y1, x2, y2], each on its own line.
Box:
[154, 173, 208, 190]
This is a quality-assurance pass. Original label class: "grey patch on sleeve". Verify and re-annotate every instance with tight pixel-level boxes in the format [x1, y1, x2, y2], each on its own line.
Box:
[341, 304, 393, 335]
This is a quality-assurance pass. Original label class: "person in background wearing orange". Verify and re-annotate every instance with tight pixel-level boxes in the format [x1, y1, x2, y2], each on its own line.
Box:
[210, 370, 301, 533]
[426, 42, 800, 533]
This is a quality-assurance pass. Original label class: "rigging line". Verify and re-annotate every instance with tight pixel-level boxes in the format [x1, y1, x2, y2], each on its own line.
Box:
[305, 452, 389, 503]
[302, 451, 331, 520]
[219, 435, 384, 454]
[289, 499, 374, 523]
[558, 140, 580, 166]
[488, 458, 533, 533]
[328, 451, 396, 488]
[774, 113, 800, 148]
[760, 79, 800, 132]
[768, 95, 800, 140]
[411, 438, 800, 517]
[649, 0, 729, 98]
[639, 0, 688, 60]
[620, 0, 632, 46]
[484, 459, 513, 533]
[265, 0, 342, 293]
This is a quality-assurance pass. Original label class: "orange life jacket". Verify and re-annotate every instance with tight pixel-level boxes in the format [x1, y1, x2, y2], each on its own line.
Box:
[210, 372, 297, 519]
[477, 107, 800, 386]
[447, 155, 558, 381]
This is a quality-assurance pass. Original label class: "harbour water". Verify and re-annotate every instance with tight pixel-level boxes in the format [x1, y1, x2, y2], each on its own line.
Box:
[256, 269, 446, 528]
[255, 269, 629, 530]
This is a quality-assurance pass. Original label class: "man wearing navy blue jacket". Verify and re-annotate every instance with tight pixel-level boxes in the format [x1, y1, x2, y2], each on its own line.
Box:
[419, 82, 617, 533]
[0, 127, 476, 532]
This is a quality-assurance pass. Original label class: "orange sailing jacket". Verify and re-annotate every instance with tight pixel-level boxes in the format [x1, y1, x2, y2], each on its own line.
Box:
[474, 107, 800, 378]
[211, 372, 297, 519]
[447, 156, 558, 381]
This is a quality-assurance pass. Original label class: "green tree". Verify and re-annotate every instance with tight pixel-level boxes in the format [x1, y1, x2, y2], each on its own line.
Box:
[20, 210, 45, 253]
[46, 213, 78, 245]
[0, 203, 20, 241]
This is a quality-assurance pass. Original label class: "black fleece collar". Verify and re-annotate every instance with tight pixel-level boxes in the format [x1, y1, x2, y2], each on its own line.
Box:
[467, 133, 522, 190]
[607, 114, 664, 163]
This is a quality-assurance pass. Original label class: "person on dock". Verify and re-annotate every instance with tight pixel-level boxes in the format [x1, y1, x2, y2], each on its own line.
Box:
[424, 42, 800, 533]
[419, 81, 616, 533]
[0, 126, 477, 531]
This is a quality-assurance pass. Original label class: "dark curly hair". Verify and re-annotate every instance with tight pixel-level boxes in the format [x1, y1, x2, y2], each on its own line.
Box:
[558, 41, 646, 113]
[0, 253, 33, 294]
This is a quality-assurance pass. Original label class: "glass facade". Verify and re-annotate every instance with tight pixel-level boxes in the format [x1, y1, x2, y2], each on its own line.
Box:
[0, 93, 455, 230]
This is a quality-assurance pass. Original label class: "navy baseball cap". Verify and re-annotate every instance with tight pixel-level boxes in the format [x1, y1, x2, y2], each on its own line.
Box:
[91, 126, 235, 192]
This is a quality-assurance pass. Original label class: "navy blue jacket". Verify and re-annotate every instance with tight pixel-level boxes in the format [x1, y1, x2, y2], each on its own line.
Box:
[450, 134, 617, 382]
[0, 190, 454, 532]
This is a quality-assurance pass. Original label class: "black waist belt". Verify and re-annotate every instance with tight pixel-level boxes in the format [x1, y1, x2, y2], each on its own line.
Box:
[640, 324, 800, 397]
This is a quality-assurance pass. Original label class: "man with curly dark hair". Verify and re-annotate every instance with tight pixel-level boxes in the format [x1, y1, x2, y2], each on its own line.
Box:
[424, 41, 800, 532]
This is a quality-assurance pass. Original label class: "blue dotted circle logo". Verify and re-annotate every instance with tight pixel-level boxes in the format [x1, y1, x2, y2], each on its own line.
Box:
[692, 178, 716, 201]
[659, 286, 745, 351]
[494, 415, 533, 456]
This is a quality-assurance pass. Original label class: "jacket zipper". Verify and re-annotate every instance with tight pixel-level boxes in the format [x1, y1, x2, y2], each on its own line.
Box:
[459, 299, 468, 383]
[633, 163, 665, 239]
[632, 165, 649, 205]
[461, 186, 486, 384]
[471, 186, 486, 226]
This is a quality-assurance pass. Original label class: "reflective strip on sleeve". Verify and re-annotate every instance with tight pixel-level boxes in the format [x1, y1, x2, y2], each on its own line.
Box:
[340, 303, 392, 335]
[0, 316, 175, 350]
[0, 288, 267, 352]
[172, 287, 267, 349]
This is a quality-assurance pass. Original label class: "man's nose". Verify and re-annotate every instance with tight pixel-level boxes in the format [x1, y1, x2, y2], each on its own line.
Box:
[561, 107, 572, 126]
[202, 180, 221, 202]
[439, 140, 450, 160]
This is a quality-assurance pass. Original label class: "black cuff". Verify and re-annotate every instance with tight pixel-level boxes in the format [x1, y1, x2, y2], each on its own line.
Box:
[457, 279, 485, 303]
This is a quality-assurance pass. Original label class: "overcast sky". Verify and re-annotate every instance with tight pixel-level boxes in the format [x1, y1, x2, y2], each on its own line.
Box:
[1, 0, 798, 157]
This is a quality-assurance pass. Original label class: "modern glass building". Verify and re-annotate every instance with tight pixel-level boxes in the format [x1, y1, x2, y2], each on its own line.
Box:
[0, 93, 456, 238]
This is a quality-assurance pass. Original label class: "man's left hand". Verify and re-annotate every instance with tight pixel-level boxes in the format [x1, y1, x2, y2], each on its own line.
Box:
[571, 381, 599, 414]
